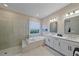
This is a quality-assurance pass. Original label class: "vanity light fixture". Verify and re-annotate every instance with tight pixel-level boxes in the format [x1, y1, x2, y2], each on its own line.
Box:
[65, 10, 79, 17]
[73, 11, 75, 13]
[50, 18, 57, 22]
[65, 12, 70, 17]
[50, 19, 54, 22]
[66, 14, 69, 17]
[53, 18, 56, 21]
[75, 10, 79, 14]
[70, 12, 74, 15]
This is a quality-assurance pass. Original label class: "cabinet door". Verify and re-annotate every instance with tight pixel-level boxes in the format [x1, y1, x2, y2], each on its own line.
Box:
[60, 39, 69, 55]
[53, 38, 61, 51]
[45, 37, 50, 46]
[49, 37, 54, 48]
[60, 39, 75, 56]
[47, 36, 53, 47]
[45, 36, 54, 48]
[66, 41, 78, 56]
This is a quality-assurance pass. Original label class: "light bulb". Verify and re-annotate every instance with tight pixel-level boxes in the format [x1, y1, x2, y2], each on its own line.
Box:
[75, 10, 79, 13]
[66, 14, 69, 17]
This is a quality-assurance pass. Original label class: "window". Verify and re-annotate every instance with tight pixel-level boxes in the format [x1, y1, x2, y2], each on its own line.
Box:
[29, 19, 41, 37]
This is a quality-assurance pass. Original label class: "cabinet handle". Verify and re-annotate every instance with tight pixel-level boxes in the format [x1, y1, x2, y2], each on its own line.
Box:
[68, 46, 70, 50]
[59, 42, 60, 46]
[70, 46, 72, 51]
[68, 46, 72, 51]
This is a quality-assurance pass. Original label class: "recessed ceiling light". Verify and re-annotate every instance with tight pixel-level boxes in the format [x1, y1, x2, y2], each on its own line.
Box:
[3, 4, 8, 7]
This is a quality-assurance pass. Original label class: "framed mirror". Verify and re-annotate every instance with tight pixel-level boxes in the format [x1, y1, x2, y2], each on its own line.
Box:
[50, 22, 57, 33]
[64, 16, 79, 34]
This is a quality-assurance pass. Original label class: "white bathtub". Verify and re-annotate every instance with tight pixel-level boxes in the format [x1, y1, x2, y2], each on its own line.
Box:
[28, 36, 45, 43]
[22, 36, 45, 52]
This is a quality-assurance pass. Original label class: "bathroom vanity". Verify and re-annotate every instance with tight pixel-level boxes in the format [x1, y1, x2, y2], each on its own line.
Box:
[44, 33, 79, 56]
[44, 11, 79, 56]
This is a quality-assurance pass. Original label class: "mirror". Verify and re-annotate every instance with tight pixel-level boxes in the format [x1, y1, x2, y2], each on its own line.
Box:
[50, 22, 57, 33]
[64, 16, 79, 34]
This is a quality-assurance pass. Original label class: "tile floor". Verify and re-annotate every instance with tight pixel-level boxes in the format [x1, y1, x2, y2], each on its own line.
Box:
[14, 46, 62, 56]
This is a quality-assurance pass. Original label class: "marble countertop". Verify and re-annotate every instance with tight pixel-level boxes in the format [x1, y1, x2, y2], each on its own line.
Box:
[43, 33, 79, 43]
[53, 35, 79, 43]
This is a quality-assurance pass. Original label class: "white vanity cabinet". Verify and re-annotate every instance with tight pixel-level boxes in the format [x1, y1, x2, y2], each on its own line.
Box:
[45, 36, 63, 52]
[60, 39, 79, 56]
[60, 39, 73, 56]
[45, 35, 79, 56]
[54, 38, 77, 56]
[59, 39, 68, 55]
[53, 37, 61, 52]
[45, 36, 54, 47]
[45, 37, 50, 46]
[49, 36, 54, 48]
[66, 40, 79, 56]
[66, 41, 74, 56]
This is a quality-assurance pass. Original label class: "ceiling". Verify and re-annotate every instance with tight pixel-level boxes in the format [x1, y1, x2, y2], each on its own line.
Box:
[2, 3, 69, 19]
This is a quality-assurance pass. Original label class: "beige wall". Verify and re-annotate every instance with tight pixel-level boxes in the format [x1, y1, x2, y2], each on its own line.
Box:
[42, 3, 79, 34]
[0, 7, 29, 51]
[1, 3, 79, 51]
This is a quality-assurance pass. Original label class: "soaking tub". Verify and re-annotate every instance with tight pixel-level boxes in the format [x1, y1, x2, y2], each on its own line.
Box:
[22, 36, 45, 52]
